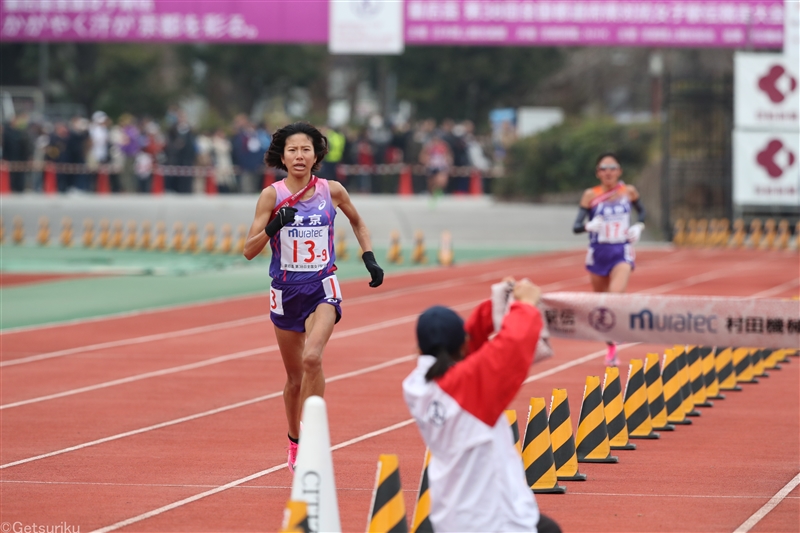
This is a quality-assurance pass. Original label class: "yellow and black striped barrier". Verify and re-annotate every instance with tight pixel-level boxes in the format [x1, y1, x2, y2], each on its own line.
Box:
[715, 347, 741, 391]
[368, 454, 408, 533]
[505, 409, 522, 455]
[280, 500, 311, 533]
[548, 389, 586, 481]
[673, 345, 701, 417]
[411, 230, 427, 264]
[701, 346, 725, 400]
[602, 367, 635, 450]
[686, 346, 713, 408]
[644, 353, 675, 431]
[575, 376, 618, 463]
[764, 348, 787, 370]
[672, 217, 798, 250]
[662, 349, 691, 425]
[522, 397, 566, 493]
[624, 359, 659, 440]
[387, 230, 403, 264]
[733, 347, 758, 384]
[750, 348, 768, 378]
[410, 449, 432, 533]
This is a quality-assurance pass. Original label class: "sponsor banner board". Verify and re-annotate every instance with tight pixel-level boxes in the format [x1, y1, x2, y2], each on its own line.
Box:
[0, 0, 329, 43]
[405, 0, 785, 48]
[786, 0, 799, 63]
[541, 291, 800, 348]
[0, 0, 786, 48]
[329, 0, 404, 54]
[733, 130, 799, 206]
[735, 52, 800, 131]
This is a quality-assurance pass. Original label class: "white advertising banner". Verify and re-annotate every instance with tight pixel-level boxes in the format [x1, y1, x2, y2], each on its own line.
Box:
[329, 0, 404, 55]
[786, 0, 800, 64]
[541, 292, 800, 349]
[733, 130, 800, 206]
[734, 52, 799, 132]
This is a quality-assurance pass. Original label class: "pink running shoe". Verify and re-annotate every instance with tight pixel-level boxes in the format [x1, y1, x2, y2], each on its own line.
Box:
[604, 343, 619, 366]
[287, 438, 298, 474]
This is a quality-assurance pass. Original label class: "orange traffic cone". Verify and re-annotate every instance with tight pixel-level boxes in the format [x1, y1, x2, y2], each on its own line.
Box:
[398, 165, 413, 196]
[151, 166, 164, 194]
[44, 162, 57, 194]
[469, 168, 482, 195]
[0, 160, 10, 194]
[96, 169, 111, 194]
[206, 169, 217, 194]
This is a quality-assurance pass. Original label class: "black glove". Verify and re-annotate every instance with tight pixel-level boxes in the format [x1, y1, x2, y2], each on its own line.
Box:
[362, 251, 384, 288]
[265, 206, 298, 238]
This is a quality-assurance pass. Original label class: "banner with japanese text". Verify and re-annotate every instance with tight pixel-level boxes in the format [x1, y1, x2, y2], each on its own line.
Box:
[541, 291, 800, 348]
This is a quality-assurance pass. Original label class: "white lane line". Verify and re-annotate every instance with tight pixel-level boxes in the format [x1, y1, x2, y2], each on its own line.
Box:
[523, 343, 639, 384]
[0, 276, 590, 410]
[0, 355, 418, 469]
[750, 278, 800, 299]
[733, 473, 800, 533]
[89, 419, 417, 533]
[568, 491, 800, 500]
[0, 255, 582, 367]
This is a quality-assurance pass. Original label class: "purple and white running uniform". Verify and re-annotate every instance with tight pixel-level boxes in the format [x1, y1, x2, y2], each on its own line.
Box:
[268, 177, 342, 332]
[585, 185, 635, 277]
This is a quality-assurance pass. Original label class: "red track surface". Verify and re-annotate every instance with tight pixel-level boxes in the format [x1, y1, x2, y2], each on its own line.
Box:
[0, 273, 106, 287]
[1, 248, 798, 532]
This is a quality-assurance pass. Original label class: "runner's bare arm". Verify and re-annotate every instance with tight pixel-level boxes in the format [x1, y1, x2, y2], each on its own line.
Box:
[330, 181, 373, 253]
[243, 187, 277, 260]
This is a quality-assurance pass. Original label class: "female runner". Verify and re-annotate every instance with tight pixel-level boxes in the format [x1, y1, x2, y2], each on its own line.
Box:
[573, 152, 645, 366]
[244, 122, 384, 472]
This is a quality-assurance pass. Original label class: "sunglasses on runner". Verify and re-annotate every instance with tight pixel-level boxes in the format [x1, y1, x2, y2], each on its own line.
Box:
[597, 164, 620, 171]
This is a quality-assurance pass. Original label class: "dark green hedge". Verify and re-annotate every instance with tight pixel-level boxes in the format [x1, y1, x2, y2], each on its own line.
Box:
[495, 118, 658, 200]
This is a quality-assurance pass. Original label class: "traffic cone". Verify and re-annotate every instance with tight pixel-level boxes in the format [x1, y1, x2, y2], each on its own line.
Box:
[662, 349, 691, 425]
[548, 389, 587, 481]
[290, 396, 341, 533]
[0, 160, 10, 194]
[644, 353, 675, 431]
[750, 348, 768, 377]
[398, 165, 413, 195]
[733, 347, 758, 384]
[123, 220, 137, 250]
[715, 347, 741, 391]
[686, 346, 712, 408]
[763, 348, 785, 370]
[522, 397, 566, 493]
[387, 230, 403, 264]
[59, 217, 73, 247]
[205, 169, 217, 194]
[138, 220, 152, 250]
[505, 409, 522, 455]
[624, 359, 660, 439]
[468, 168, 482, 195]
[12, 215, 24, 245]
[674, 345, 700, 417]
[410, 449, 433, 533]
[602, 366, 636, 450]
[96, 169, 110, 194]
[701, 346, 725, 400]
[37, 216, 50, 246]
[263, 168, 276, 188]
[367, 454, 408, 533]
[44, 162, 57, 194]
[334, 229, 349, 261]
[151, 166, 164, 194]
[203, 223, 216, 253]
[411, 230, 427, 264]
[280, 501, 311, 533]
[575, 376, 619, 463]
[437, 230, 454, 266]
[776, 220, 791, 250]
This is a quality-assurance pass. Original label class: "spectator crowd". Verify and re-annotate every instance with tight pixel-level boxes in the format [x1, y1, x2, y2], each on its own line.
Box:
[2, 108, 498, 196]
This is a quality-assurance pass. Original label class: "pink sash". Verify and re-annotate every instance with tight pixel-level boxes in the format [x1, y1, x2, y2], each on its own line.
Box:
[270, 176, 318, 222]
[589, 181, 626, 208]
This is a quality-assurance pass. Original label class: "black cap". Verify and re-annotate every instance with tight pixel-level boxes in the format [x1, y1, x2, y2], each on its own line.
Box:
[416, 306, 465, 356]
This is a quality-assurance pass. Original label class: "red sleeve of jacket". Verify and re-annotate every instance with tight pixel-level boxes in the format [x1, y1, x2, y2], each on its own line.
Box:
[464, 299, 494, 355]
[436, 302, 542, 426]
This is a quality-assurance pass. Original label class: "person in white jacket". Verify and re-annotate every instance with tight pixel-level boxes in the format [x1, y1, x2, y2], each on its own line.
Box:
[403, 279, 561, 533]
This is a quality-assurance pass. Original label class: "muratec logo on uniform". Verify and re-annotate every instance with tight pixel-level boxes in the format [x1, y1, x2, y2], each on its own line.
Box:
[589, 307, 616, 333]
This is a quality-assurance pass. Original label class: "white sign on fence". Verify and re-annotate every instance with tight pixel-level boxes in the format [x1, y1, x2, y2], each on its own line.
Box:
[733, 130, 800, 206]
[329, 0, 404, 55]
[734, 52, 799, 132]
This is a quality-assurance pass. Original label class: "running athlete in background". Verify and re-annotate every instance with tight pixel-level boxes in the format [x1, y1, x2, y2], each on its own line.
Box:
[573, 152, 645, 366]
[243, 122, 384, 472]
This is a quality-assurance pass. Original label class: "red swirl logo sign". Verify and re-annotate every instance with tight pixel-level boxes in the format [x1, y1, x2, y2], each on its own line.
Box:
[758, 65, 798, 104]
[756, 140, 796, 178]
